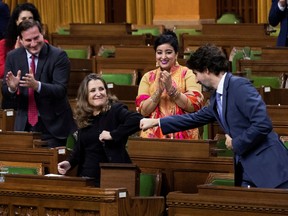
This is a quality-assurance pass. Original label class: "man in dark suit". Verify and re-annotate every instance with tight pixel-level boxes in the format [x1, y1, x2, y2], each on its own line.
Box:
[140, 44, 288, 189]
[269, 0, 288, 46]
[2, 19, 77, 147]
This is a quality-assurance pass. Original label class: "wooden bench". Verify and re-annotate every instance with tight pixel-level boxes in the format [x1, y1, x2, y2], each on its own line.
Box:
[201, 23, 271, 36]
[181, 34, 276, 58]
[260, 47, 288, 60]
[127, 137, 233, 195]
[258, 86, 288, 105]
[0, 146, 67, 174]
[167, 185, 288, 216]
[69, 23, 133, 35]
[107, 83, 138, 100]
[237, 59, 288, 77]
[114, 45, 155, 59]
[51, 34, 151, 51]
[0, 109, 15, 131]
[0, 131, 43, 148]
[0, 174, 165, 216]
[68, 57, 97, 98]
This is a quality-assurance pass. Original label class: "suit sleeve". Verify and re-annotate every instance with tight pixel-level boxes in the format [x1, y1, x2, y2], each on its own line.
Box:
[160, 106, 216, 135]
[269, 0, 286, 27]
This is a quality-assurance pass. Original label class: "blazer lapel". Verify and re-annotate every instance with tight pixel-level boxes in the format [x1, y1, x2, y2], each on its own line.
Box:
[35, 43, 48, 80]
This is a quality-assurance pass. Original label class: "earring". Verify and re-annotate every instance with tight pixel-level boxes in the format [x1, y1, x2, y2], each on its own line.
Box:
[156, 61, 159, 67]
[175, 60, 179, 66]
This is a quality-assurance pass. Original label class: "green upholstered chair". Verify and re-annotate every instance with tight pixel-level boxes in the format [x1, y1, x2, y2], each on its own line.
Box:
[250, 76, 280, 88]
[132, 28, 161, 36]
[57, 27, 70, 35]
[139, 171, 162, 197]
[100, 69, 137, 86]
[64, 49, 88, 59]
[217, 13, 241, 24]
[0, 161, 43, 176]
[66, 132, 77, 151]
[59, 45, 92, 59]
[214, 134, 233, 157]
[280, 136, 288, 149]
[211, 178, 235, 186]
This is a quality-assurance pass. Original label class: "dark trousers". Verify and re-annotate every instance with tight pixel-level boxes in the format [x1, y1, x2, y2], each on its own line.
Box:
[25, 117, 67, 148]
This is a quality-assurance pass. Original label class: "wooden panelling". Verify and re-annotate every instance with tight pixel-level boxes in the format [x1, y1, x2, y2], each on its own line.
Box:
[127, 137, 233, 195]
[167, 185, 288, 216]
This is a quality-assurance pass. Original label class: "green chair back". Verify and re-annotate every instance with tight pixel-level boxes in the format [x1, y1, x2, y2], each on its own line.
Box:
[57, 27, 70, 35]
[217, 13, 241, 24]
[251, 76, 280, 88]
[132, 28, 160, 36]
[139, 173, 156, 196]
[211, 178, 235, 186]
[216, 139, 234, 157]
[66, 133, 76, 151]
[4, 166, 39, 175]
[64, 49, 88, 59]
[101, 73, 134, 85]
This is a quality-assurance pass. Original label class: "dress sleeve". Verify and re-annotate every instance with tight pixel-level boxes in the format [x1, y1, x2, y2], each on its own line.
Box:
[184, 69, 204, 111]
[110, 103, 143, 141]
[136, 71, 152, 112]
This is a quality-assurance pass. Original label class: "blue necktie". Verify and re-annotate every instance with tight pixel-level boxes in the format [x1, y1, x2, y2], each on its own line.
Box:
[216, 93, 223, 122]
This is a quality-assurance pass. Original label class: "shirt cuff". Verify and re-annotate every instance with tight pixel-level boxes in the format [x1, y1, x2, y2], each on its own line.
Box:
[8, 87, 17, 93]
[278, 2, 286, 11]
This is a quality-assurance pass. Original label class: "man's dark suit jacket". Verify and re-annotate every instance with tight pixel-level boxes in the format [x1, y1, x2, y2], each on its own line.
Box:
[269, 0, 288, 46]
[2, 43, 77, 139]
[160, 72, 288, 188]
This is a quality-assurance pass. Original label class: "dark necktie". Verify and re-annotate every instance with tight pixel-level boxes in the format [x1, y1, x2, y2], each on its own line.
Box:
[216, 92, 223, 122]
[28, 55, 38, 126]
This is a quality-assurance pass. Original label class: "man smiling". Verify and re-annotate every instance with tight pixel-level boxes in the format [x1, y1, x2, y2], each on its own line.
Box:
[2, 19, 77, 147]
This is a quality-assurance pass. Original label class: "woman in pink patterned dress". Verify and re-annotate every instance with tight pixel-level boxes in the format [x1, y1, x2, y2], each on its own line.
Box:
[136, 30, 204, 139]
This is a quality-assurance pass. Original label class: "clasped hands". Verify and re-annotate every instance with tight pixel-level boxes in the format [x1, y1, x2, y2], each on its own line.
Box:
[6, 67, 38, 91]
[158, 70, 174, 94]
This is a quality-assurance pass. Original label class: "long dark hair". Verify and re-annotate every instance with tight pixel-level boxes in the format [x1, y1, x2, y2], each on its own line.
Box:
[4, 3, 41, 49]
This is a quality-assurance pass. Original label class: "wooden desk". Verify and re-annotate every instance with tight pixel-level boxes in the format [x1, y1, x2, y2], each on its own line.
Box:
[127, 137, 233, 194]
[0, 147, 67, 174]
[51, 34, 149, 50]
[0, 109, 15, 131]
[202, 23, 270, 36]
[0, 131, 41, 148]
[237, 59, 288, 77]
[70, 23, 132, 35]
[181, 34, 276, 58]
[0, 174, 165, 216]
[167, 185, 288, 216]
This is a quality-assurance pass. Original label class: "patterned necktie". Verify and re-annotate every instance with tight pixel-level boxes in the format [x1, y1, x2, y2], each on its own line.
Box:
[28, 55, 38, 126]
[216, 92, 223, 122]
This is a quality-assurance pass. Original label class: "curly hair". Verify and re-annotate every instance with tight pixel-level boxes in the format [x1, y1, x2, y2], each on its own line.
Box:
[75, 73, 118, 128]
[4, 2, 41, 49]
[186, 44, 229, 75]
[153, 29, 179, 53]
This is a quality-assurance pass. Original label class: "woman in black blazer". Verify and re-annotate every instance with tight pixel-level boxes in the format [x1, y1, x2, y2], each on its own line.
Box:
[58, 74, 143, 186]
